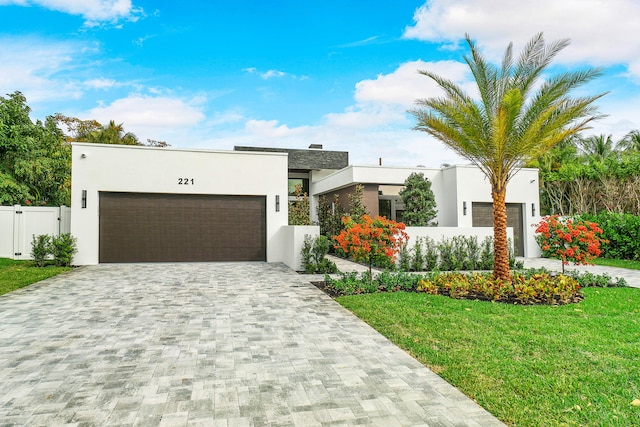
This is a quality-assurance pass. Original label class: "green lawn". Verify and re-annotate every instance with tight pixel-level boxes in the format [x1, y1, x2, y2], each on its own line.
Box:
[0, 258, 70, 296]
[338, 288, 640, 427]
[593, 258, 640, 270]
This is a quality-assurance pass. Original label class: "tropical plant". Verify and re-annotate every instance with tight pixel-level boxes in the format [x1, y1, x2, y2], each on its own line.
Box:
[398, 172, 438, 226]
[288, 184, 311, 225]
[85, 120, 140, 145]
[619, 129, 640, 152]
[333, 214, 408, 282]
[411, 33, 606, 280]
[576, 134, 617, 160]
[0, 92, 71, 206]
[535, 215, 605, 273]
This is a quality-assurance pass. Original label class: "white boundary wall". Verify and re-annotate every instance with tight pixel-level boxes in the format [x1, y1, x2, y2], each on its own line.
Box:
[0, 205, 71, 260]
[279, 225, 320, 271]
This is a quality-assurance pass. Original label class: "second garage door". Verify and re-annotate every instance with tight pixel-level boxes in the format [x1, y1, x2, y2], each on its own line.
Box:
[99, 192, 266, 263]
[471, 202, 524, 257]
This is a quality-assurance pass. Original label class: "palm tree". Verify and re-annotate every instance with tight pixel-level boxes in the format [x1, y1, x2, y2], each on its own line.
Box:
[87, 120, 140, 145]
[576, 134, 616, 160]
[411, 33, 606, 281]
[619, 130, 640, 152]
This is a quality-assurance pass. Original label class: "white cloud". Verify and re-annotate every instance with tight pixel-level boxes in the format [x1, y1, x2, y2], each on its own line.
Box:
[404, 0, 640, 77]
[242, 67, 307, 80]
[354, 60, 472, 107]
[0, 0, 143, 25]
[83, 77, 117, 90]
[85, 95, 206, 128]
[323, 59, 474, 130]
[0, 37, 84, 103]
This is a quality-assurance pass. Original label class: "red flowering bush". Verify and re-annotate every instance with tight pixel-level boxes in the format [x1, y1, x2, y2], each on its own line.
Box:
[535, 215, 606, 272]
[334, 214, 408, 282]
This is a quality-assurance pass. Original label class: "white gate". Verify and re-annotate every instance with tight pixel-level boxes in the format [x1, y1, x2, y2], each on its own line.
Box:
[0, 205, 71, 260]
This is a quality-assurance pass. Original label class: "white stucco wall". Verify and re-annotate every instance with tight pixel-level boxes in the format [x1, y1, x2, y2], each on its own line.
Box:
[448, 165, 541, 256]
[71, 143, 289, 265]
[279, 225, 320, 271]
[311, 163, 541, 257]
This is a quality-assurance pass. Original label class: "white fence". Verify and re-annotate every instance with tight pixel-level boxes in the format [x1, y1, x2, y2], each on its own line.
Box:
[0, 205, 71, 260]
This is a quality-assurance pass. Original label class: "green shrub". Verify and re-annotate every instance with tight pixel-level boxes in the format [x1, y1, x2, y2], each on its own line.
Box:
[30, 234, 52, 267]
[479, 236, 494, 270]
[576, 212, 640, 260]
[424, 236, 439, 271]
[398, 243, 411, 272]
[325, 268, 592, 305]
[51, 233, 77, 267]
[418, 271, 581, 304]
[411, 236, 424, 271]
[301, 234, 337, 274]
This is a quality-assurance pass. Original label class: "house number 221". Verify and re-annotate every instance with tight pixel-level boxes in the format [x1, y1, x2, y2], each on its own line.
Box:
[178, 178, 194, 185]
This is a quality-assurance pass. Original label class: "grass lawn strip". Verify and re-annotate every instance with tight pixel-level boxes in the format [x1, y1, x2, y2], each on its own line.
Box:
[0, 258, 70, 296]
[592, 258, 640, 270]
[337, 288, 640, 427]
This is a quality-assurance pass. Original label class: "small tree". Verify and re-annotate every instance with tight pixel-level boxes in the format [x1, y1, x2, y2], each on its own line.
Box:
[334, 214, 408, 282]
[347, 184, 368, 222]
[288, 184, 311, 225]
[399, 172, 438, 226]
[317, 194, 345, 240]
[535, 215, 605, 273]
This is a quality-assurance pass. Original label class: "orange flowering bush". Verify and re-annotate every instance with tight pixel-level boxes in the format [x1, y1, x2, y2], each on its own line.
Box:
[535, 215, 606, 272]
[334, 214, 409, 282]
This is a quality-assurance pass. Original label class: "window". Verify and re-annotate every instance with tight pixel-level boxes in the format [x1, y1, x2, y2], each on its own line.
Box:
[288, 178, 309, 196]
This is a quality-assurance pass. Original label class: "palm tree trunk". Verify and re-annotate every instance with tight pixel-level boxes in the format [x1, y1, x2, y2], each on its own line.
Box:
[492, 185, 511, 281]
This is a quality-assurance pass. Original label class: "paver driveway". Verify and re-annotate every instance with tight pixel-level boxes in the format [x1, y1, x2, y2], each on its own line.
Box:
[0, 263, 505, 426]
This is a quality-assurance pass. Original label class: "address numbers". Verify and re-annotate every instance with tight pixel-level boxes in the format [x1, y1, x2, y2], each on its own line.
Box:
[178, 178, 195, 185]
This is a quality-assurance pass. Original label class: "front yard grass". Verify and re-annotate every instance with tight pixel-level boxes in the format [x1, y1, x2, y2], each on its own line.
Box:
[593, 258, 640, 270]
[0, 258, 70, 296]
[338, 288, 640, 427]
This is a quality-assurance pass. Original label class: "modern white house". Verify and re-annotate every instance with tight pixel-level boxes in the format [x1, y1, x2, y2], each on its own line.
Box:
[70, 142, 541, 267]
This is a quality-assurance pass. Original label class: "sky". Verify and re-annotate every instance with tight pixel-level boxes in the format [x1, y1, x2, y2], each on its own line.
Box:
[1, 0, 640, 167]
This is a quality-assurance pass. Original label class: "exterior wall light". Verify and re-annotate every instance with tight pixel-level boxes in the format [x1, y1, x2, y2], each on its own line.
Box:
[463, 201, 467, 216]
[532, 203, 536, 217]
[81, 190, 87, 209]
[275, 195, 280, 212]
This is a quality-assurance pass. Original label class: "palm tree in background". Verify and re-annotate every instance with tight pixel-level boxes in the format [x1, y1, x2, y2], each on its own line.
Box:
[411, 33, 606, 281]
[576, 134, 616, 160]
[87, 120, 140, 145]
[619, 130, 640, 152]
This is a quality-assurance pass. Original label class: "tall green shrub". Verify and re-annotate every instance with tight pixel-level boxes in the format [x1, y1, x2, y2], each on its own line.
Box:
[51, 233, 77, 267]
[399, 172, 438, 226]
[576, 212, 640, 260]
[31, 234, 52, 267]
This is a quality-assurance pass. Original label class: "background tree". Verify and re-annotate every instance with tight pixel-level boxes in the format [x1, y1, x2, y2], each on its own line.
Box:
[411, 33, 606, 280]
[347, 184, 368, 221]
[399, 172, 438, 226]
[576, 134, 617, 160]
[619, 130, 640, 152]
[0, 92, 70, 205]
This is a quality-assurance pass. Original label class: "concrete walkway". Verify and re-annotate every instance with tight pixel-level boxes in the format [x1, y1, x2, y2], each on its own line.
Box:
[0, 263, 505, 426]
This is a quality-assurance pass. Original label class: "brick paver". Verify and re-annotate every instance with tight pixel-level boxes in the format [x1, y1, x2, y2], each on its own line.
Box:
[0, 263, 505, 426]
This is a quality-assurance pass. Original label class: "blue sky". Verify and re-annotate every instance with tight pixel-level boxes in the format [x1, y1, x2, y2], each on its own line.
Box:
[1, 0, 640, 167]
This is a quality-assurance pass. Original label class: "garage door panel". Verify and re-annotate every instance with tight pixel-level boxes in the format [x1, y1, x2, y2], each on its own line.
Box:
[471, 202, 524, 257]
[99, 192, 266, 263]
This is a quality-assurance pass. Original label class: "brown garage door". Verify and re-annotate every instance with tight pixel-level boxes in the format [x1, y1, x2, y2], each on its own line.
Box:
[472, 202, 524, 256]
[99, 192, 266, 263]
